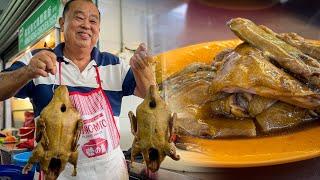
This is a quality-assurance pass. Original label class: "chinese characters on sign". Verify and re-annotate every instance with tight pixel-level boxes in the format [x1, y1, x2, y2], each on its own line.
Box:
[19, 0, 61, 51]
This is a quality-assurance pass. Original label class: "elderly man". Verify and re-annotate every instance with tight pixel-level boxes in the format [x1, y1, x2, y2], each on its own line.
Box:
[0, 0, 155, 179]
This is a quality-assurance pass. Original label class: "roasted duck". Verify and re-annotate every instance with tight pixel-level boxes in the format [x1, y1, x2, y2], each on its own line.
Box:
[128, 85, 180, 172]
[22, 86, 82, 180]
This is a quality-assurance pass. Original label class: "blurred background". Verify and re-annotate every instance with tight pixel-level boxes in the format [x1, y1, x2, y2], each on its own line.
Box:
[98, 0, 320, 55]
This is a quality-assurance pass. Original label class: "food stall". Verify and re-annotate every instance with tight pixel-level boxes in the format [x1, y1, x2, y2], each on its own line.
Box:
[0, 0, 62, 168]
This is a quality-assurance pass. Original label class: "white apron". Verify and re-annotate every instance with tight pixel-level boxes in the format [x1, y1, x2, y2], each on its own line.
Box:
[40, 62, 128, 180]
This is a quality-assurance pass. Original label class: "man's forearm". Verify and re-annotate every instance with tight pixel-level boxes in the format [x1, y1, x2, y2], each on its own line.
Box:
[0, 66, 32, 101]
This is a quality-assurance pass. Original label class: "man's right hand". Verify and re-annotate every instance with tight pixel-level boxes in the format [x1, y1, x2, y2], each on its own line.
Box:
[26, 50, 57, 78]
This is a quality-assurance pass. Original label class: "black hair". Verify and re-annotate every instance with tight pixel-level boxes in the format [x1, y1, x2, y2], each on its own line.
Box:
[62, 0, 100, 19]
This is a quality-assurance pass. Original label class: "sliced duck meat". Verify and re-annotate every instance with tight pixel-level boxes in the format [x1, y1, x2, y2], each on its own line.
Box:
[259, 25, 320, 65]
[175, 112, 214, 138]
[210, 93, 251, 118]
[248, 95, 277, 117]
[228, 18, 320, 89]
[256, 102, 317, 133]
[161, 63, 216, 113]
[203, 116, 256, 138]
[212, 48, 234, 67]
[276, 32, 320, 61]
[160, 62, 215, 90]
[209, 43, 320, 109]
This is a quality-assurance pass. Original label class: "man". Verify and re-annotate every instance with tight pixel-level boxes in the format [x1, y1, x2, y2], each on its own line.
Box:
[0, 0, 155, 179]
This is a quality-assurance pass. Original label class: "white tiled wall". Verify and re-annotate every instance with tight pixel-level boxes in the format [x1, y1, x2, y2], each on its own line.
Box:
[121, 0, 148, 50]
[4, 62, 12, 129]
[98, 0, 184, 54]
[98, 0, 122, 53]
[118, 95, 143, 150]
[0, 60, 3, 129]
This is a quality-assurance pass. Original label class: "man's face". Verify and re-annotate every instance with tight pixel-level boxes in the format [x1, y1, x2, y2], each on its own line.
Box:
[60, 1, 100, 49]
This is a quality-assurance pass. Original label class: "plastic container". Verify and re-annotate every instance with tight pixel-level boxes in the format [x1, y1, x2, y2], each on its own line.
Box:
[0, 165, 34, 180]
[18, 127, 35, 139]
[12, 151, 36, 172]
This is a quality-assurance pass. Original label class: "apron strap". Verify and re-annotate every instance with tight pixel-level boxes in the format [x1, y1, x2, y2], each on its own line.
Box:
[52, 60, 62, 92]
[94, 66, 103, 88]
[59, 61, 62, 85]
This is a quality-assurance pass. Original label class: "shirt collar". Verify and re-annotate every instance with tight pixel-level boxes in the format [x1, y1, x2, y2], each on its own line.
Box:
[53, 42, 100, 66]
[63, 56, 97, 67]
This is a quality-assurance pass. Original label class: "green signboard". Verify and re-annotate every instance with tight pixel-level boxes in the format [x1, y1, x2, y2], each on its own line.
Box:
[19, 0, 61, 51]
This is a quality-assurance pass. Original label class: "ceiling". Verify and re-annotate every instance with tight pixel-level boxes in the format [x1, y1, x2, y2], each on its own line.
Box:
[0, 0, 44, 62]
[0, 0, 10, 17]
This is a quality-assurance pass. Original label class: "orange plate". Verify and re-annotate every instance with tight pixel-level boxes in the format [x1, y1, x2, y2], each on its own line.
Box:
[154, 40, 320, 167]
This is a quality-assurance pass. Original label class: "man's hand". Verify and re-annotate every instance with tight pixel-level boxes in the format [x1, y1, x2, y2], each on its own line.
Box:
[130, 43, 156, 98]
[130, 43, 153, 70]
[0, 50, 57, 101]
[26, 50, 57, 78]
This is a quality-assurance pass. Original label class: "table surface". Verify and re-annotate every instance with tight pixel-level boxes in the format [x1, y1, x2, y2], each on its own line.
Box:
[0, 143, 27, 153]
[176, 156, 320, 180]
[129, 156, 320, 180]
[0, 143, 28, 165]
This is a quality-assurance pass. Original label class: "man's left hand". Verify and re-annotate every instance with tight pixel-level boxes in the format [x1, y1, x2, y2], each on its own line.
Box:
[130, 43, 156, 98]
[130, 43, 153, 70]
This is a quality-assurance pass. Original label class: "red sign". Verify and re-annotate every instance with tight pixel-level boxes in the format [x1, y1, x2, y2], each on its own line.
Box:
[82, 138, 108, 158]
